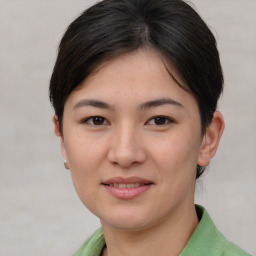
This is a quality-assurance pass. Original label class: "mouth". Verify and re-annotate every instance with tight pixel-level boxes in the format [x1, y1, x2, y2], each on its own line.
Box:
[102, 177, 153, 199]
[106, 183, 150, 188]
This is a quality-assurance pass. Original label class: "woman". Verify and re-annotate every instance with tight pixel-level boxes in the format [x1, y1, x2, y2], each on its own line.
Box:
[49, 0, 250, 255]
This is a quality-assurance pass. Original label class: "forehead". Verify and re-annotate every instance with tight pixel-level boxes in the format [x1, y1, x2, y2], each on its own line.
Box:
[66, 49, 198, 111]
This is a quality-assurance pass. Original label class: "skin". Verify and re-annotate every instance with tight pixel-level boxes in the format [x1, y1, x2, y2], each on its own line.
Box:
[54, 49, 224, 256]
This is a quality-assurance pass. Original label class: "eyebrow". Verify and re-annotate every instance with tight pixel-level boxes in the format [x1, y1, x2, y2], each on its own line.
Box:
[73, 98, 183, 110]
[139, 98, 184, 109]
[73, 99, 113, 110]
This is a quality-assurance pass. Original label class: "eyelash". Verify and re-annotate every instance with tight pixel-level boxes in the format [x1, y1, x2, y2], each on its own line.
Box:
[146, 116, 174, 126]
[82, 115, 174, 126]
[82, 116, 109, 126]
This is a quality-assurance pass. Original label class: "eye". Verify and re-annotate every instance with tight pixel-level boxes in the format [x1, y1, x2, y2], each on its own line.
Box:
[83, 116, 109, 126]
[146, 116, 173, 126]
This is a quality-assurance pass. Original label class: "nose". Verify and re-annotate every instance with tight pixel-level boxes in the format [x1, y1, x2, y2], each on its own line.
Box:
[107, 124, 146, 168]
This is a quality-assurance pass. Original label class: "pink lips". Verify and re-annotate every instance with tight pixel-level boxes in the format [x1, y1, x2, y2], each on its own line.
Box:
[102, 176, 153, 199]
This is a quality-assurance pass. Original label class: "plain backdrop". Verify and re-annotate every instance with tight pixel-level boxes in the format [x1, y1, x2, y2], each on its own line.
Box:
[0, 0, 255, 255]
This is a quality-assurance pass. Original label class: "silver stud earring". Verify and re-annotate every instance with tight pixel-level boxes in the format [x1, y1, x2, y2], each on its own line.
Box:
[64, 160, 70, 169]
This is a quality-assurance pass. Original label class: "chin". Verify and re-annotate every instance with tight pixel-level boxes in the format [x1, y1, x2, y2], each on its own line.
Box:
[99, 209, 158, 231]
[102, 219, 151, 231]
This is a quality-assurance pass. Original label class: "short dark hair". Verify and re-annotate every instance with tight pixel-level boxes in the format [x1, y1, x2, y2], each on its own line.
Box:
[49, 0, 223, 178]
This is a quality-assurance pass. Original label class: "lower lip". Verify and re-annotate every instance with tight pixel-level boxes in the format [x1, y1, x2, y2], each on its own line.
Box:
[103, 184, 152, 199]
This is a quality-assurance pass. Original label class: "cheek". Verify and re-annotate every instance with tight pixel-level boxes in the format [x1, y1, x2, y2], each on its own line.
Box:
[65, 142, 103, 209]
[63, 135, 106, 190]
[65, 131, 106, 166]
[150, 131, 201, 176]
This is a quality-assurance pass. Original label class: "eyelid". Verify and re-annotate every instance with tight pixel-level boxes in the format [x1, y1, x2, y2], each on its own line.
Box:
[146, 115, 174, 125]
[82, 116, 110, 126]
[81, 115, 174, 126]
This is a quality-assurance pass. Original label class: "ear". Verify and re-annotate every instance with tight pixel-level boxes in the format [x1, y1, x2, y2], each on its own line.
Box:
[53, 115, 70, 169]
[197, 111, 225, 167]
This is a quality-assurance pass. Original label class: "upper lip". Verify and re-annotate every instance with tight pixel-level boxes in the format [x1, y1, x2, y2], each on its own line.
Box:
[102, 176, 153, 185]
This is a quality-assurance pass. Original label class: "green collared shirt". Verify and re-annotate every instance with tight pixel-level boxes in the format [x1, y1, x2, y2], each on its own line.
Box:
[73, 205, 250, 256]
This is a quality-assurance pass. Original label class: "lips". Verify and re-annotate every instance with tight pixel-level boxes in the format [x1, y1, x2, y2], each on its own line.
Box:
[102, 177, 153, 199]
[109, 183, 142, 188]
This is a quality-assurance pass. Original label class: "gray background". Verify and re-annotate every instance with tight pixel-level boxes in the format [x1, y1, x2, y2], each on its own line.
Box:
[0, 0, 255, 255]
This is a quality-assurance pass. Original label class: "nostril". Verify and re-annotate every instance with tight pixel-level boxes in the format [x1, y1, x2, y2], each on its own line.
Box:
[107, 135, 147, 167]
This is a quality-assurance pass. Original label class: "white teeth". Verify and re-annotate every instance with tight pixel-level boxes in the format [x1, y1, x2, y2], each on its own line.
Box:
[110, 183, 142, 188]
[127, 183, 140, 188]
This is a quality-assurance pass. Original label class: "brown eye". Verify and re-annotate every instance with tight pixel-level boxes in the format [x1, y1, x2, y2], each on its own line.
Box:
[92, 117, 105, 125]
[154, 116, 167, 125]
[84, 116, 108, 125]
[147, 116, 173, 126]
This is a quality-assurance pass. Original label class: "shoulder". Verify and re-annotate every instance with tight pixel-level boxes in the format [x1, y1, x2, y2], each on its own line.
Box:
[180, 205, 251, 256]
[72, 228, 105, 256]
[211, 225, 250, 256]
[219, 240, 251, 256]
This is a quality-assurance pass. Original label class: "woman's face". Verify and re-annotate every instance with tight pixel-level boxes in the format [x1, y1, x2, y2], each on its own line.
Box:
[57, 50, 209, 231]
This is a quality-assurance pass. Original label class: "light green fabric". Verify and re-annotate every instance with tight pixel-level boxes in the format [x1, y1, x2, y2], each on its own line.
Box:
[72, 205, 250, 256]
[180, 205, 250, 256]
[72, 227, 105, 256]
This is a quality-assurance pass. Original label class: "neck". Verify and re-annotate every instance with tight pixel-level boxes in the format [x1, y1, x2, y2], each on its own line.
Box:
[101, 203, 198, 256]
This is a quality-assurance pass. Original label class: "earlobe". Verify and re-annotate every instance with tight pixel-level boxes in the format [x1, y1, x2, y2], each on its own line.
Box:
[64, 159, 70, 169]
[198, 111, 225, 167]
